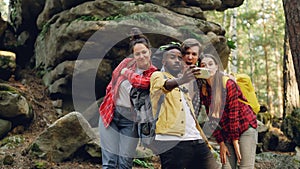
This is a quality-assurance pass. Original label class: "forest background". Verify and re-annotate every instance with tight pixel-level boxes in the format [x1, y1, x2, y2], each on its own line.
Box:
[0, 0, 288, 119]
[207, 0, 285, 119]
[1, 0, 300, 168]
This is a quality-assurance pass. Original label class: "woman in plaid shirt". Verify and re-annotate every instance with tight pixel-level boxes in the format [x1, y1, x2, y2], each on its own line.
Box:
[199, 54, 257, 169]
[98, 28, 157, 169]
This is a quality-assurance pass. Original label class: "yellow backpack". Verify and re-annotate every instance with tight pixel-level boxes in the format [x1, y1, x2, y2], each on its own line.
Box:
[223, 73, 260, 114]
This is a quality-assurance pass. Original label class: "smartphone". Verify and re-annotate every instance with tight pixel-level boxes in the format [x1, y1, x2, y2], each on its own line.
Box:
[193, 67, 211, 79]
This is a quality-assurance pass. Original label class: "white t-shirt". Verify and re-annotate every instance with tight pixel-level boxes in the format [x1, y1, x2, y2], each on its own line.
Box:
[115, 68, 145, 108]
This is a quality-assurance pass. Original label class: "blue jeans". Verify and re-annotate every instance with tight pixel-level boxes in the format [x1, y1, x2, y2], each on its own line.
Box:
[99, 106, 139, 169]
[159, 140, 220, 169]
[222, 127, 258, 169]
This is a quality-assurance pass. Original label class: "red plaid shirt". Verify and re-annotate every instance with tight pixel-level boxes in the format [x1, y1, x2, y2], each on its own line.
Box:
[201, 78, 257, 143]
[99, 58, 157, 127]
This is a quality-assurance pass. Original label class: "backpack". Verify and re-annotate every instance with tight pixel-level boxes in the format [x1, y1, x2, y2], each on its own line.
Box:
[223, 73, 260, 114]
[129, 87, 165, 150]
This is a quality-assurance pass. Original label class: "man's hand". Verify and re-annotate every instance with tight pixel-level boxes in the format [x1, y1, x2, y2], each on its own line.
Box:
[178, 65, 196, 84]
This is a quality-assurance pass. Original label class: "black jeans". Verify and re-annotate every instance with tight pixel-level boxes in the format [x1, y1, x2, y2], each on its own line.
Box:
[159, 140, 220, 169]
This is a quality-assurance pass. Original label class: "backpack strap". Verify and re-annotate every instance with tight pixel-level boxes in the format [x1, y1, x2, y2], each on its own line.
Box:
[222, 76, 249, 106]
[154, 74, 167, 121]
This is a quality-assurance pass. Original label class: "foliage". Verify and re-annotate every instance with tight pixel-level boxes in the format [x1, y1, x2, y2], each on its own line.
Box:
[103, 14, 124, 21]
[75, 14, 124, 22]
[133, 159, 154, 169]
[0, 135, 24, 149]
[34, 161, 47, 169]
[227, 39, 237, 49]
[206, 0, 285, 116]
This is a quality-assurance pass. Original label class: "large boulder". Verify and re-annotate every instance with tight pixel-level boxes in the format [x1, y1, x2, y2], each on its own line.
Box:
[25, 111, 99, 162]
[0, 83, 32, 123]
[37, 0, 93, 29]
[263, 128, 296, 152]
[34, 0, 230, 108]
[0, 83, 33, 138]
[35, 0, 228, 70]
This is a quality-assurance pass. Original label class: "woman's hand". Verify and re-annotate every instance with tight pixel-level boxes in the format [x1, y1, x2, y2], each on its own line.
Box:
[120, 68, 128, 75]
[233, 139, 242, 164]
[219, 142, 230, 164]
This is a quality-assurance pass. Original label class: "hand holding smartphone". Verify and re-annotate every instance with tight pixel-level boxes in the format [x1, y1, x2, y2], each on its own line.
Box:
[193, 67, 210, 79]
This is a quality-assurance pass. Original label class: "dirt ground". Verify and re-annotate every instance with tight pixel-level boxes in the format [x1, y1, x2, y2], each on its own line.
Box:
[0, 69, 160, 169]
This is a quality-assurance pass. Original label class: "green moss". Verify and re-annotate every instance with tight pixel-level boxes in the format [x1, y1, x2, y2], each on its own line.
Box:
[34, 161, 47, 169]
[39, 22, 51, 40]
[76, 15, 102, 21]
[125, 13, 159, 24]
[75, 14, 124, 22]
[0, 83, 20, 94]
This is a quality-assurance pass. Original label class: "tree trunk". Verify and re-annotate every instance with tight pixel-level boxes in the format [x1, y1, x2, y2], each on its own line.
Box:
[283, 27, 300, 118]
[283, 0, 300, 95]
[262, 0, 274, 115]
[276, 52, 283, 117]
[230, 8, 238, 73]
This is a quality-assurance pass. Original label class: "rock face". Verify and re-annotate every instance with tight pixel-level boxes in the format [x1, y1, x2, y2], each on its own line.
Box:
[2, 0, 243, 122]
[32, 0, 231, 115]
[7, 0, 46, 66]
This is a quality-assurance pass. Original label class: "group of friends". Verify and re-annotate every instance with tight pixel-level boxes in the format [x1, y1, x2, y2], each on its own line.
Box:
[98, 27, 258, 169]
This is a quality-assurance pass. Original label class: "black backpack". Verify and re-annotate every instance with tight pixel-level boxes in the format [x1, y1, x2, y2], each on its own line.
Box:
[130, 83, 165, 151]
